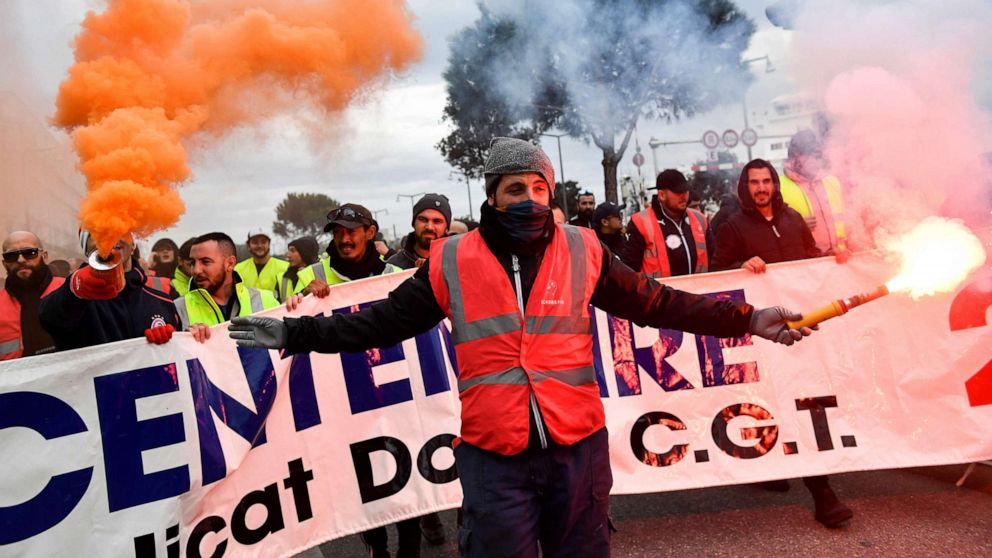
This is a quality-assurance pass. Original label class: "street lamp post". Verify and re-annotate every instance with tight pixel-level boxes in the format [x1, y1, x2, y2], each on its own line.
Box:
[539, 132, 569, 221]
[647, 136, 702, 178]
[396, 193, 427, 207]
[371, 208, 391, 241]
[741, 55, 775, 160]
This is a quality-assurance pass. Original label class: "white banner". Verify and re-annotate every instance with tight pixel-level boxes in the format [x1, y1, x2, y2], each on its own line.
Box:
[2, 249, 991, 557]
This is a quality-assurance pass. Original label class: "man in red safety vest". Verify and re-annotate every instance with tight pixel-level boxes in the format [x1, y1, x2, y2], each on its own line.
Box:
[229, 138, 815, 558]
[0, 231, 63, 359]
[623, 169, 709, 277]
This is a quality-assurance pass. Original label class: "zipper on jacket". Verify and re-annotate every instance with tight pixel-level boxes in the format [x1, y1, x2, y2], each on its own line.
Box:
[659, 212, 694, 272]
[771, 224, 781, 238]
[196, 290, 223, 323]
[512, 254, 548, 450]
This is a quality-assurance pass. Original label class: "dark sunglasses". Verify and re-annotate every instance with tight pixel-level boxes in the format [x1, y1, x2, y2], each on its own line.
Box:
[327, 207, 371, 225]
[2, 248, 41, 263]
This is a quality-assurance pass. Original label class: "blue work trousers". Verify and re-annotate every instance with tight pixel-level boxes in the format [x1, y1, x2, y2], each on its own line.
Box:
[454, 428, 612, 558]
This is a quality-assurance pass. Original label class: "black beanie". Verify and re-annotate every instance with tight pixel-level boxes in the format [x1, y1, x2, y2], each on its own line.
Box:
[412, 194, 452, 228]
[289, 236, 320, 265]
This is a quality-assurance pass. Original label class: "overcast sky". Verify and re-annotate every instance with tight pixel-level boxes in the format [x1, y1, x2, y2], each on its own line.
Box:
[1, 0, 798, 251]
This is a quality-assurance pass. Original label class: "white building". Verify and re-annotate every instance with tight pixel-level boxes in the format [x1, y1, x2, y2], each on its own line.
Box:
[750, 93, 819, 162]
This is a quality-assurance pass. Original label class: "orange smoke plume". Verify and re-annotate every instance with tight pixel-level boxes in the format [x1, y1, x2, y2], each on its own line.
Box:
[54, 0, 422, 256]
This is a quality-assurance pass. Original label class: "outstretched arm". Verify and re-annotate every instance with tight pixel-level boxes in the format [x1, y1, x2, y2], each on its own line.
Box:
[591, 244, 812, 345]
[233, 263, 446, 354]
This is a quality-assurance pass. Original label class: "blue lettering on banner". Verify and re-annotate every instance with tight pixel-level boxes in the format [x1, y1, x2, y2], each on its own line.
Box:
[282, 313, 326, 433]
[0, 392, 94, 545]
[602, 289, 757, 396]
[95, 364, 189, 512]
[188, 347, 277, 486]
[417, 322, 456, 396]
[607, 315, 692, 395]
[336, 300, 413, 413]
[285, 351, 321, 432]
[591, 308, 609, 397]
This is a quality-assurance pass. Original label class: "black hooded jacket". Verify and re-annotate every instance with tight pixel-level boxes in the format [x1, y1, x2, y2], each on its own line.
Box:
[710, 165, 819, 271]
[39, 260, 181, 351]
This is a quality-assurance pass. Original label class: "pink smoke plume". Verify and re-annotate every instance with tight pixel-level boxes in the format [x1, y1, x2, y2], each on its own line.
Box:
[788, 0, 992, 246]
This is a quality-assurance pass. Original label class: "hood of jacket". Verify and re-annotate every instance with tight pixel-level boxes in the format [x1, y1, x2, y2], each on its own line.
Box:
[737, 163, 786, 220]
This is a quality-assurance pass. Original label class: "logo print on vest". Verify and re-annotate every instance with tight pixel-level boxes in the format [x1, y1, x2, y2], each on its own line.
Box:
[150, 315, 167, 329]
[542, 279, 564, 305]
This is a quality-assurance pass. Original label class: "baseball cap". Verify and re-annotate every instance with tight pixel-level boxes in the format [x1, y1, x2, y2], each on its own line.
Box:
[324, 203, 375, 232]
[592, 202, 622, 224]
[247, 228, 270, 242]
[652, 169, 689, 193]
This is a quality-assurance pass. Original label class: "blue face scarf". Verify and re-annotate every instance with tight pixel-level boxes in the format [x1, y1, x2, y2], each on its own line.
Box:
[495, 200, 553, 245]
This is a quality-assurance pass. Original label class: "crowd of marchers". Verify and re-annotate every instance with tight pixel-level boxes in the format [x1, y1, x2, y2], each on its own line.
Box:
[1, 129, 849, 558]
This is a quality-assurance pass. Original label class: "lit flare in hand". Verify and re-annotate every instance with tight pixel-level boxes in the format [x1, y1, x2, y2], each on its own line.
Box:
[786, 217, 986, 330]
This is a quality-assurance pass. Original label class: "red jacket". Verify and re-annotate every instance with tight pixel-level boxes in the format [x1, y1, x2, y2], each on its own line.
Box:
[429, 225, 604, 455]
[0, 277, 64, 360]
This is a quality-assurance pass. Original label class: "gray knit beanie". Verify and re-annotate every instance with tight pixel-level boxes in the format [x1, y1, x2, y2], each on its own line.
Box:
[483, 137, 556, 198]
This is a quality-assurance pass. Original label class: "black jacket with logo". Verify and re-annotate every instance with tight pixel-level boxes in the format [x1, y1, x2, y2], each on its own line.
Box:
[39, 261, 181, 351]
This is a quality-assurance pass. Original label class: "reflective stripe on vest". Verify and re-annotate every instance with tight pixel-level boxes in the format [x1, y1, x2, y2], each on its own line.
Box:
[246, 286, 265, 313]
[0, 338, 21, 357]
[175, 297, 193, 330]
[430, 226, 605, 455]
[440, 235, 522, 343]
[145, 275, 171, 293]
[453, 365, 596, 392]
[311, 261, 328, 283]
[176, 284, 275, 329]
[632, 206, 709, 277]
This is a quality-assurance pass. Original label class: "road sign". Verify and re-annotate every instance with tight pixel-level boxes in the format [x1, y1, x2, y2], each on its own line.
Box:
[722, 129, 739, 148]
[702, 130, 720, 149]
[632, 151, 645, 167]
[741, 128, 758, 147]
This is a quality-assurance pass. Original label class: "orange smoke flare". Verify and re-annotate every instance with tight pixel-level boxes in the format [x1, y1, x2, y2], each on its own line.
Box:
[54, 0, 422, 256]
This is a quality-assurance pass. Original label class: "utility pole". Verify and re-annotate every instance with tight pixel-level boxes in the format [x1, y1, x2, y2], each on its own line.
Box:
[539, 132, 569, 220]
[741, 55, 775, 160]
[463, 173, 474, 221]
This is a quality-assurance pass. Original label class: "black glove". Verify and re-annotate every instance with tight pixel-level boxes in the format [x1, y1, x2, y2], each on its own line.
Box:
[749, 306, 813, 346]
[229, 316, 288, 349]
